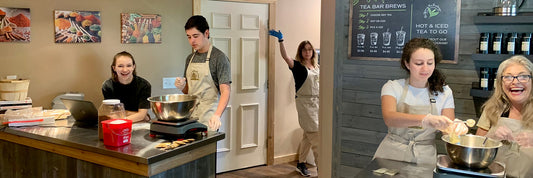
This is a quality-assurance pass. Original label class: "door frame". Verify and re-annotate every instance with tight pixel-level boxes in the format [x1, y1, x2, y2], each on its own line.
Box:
[192, 0, 277, 166]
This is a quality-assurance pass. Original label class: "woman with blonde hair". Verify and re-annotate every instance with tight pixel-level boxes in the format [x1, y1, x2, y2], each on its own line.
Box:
[476, 55, 533, 177]
[269, 29, 319, 177]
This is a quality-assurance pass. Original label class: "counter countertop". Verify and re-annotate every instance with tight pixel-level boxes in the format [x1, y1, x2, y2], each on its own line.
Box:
[356, 158, 435, 178]
[0, 118, 225, 165]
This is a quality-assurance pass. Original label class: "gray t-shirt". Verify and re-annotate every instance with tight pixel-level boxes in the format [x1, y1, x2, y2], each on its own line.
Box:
[184, 46, 232, 93]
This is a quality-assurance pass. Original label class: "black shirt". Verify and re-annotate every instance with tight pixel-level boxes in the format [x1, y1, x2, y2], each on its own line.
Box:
[289, 60, 308, 92]
[102, 76, 151, 111]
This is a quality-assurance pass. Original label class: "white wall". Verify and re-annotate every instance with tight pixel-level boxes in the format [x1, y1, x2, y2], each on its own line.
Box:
[273, 0, 321, 161]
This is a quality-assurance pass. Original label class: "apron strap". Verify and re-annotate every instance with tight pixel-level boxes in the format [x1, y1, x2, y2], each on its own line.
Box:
[399, 79, 409, 104]
[206, 45, 213, 61]
[188, 44, 213, 64]
[401, 79, 438, 115]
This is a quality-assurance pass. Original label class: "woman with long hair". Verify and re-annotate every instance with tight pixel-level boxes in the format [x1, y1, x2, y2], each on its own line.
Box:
[102, 51, 151, 122]
[373, 38, 467, 164]
[476, 55, 533, 177]
[269, 29, 319, 177]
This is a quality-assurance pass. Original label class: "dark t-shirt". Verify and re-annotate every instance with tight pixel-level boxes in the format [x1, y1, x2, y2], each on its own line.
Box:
[289, 60, 308, 92]
[102, 76, 151, 111]
[184, 46, 232, 93]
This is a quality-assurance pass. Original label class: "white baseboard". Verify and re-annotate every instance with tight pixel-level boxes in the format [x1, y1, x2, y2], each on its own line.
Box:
[273, 153, 298, 165]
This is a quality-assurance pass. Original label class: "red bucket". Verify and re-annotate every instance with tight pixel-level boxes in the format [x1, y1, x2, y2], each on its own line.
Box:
[101, 119, 132, 147]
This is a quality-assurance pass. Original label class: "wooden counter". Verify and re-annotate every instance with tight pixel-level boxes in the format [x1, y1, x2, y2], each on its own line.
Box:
[0, 118, 225, 177]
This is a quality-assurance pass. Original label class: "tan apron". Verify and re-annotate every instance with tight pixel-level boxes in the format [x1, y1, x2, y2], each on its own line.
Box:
[295, 66, 320, 132]
[186, 45, 220, 131]
[374, 79, 438, 164]
[487, 117, 533, 178]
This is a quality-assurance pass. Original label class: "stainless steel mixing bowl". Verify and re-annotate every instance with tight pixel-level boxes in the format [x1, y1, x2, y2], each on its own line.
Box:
[147, 94, 198, 121]
[442, 134, 502, 169]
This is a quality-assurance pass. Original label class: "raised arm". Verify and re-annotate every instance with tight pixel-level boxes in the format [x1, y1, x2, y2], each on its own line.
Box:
[269, 29, 294, 68]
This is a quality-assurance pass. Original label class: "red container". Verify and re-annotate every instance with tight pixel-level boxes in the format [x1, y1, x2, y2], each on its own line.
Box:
[101, 119, 132, 147]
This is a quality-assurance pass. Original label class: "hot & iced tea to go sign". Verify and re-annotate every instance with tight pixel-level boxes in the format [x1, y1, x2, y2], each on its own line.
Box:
[349, 0, 460, 63]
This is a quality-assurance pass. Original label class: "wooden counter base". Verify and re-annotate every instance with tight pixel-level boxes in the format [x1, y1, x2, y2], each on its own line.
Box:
[0, 131, 216, 177]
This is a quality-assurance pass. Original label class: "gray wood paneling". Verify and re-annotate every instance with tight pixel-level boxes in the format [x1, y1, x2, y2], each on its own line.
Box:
[340, 127, 386, 144]
[333, 0, 533, 177]
[339, 152, 373, 168]
[339, 165, 362, 178]
[341, 115, 387, 132]
[341, 140, 380, 156]
[342, 90, 381, 105]
[342, 102, 381, 118]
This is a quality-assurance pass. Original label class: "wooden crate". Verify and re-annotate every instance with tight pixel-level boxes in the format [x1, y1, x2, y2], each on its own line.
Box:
[0, 79, 30, 101]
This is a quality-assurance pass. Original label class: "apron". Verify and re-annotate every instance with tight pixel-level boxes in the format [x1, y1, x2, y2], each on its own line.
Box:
[186, 45, 220, 131]
[487, 117, 533, 178]
[295, 66, 319, 132]
[374, 79, 438, 164]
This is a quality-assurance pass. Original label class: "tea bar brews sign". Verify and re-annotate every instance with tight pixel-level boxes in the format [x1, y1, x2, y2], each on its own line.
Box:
[349, 0, 460, 63]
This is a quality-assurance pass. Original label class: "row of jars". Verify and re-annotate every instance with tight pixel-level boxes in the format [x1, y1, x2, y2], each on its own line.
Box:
[479, 32, 532, 55]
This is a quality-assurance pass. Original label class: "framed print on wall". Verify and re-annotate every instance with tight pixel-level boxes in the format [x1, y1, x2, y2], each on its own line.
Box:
[0, 7, 31, 42]
[121, 13, 161, 44]
[54, 10, 101, 43]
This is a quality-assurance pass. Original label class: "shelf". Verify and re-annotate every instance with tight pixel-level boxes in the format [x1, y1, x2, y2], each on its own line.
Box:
[470, 88, 493, 98]
[472, 54, 533, 62]
[474, 15, 533, 24]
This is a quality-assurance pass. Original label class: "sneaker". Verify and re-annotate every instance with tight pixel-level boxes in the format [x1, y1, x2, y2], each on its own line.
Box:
[296, 162, 310, 177]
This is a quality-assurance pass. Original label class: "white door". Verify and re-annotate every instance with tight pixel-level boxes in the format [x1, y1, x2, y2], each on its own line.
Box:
[201, 0, 269, 173]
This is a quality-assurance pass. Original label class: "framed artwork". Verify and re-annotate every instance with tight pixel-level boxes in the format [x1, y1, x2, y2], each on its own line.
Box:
[54, 10, 101, 43]
[0, 7, 30, 42]
[121, 13, 161, 44]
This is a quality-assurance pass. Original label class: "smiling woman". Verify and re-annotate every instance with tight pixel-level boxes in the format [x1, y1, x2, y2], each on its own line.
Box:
[374, 38, 467, 165]
[475, 55, 533, 177]
[101, 51, 151, 123]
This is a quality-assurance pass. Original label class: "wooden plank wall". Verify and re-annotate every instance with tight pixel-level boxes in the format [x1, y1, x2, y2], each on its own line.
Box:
[334, 0, 533, 177]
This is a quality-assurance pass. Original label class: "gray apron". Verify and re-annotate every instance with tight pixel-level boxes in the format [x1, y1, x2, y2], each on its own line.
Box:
[374, 79, 438, 164]
[186, 45, 220, 131]
[295, 66, 319, 132]
[487, 117, 533, 178]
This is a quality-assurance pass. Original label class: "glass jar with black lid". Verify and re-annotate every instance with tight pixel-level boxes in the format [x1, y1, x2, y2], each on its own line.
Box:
[479, 32, 491, 54]
[523, 33, 532, 55]
[493, 33, 504, 54]
[506, 32, 519, 54]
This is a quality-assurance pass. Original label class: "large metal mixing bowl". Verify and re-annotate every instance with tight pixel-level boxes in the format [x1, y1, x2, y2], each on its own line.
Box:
[147, 94, 198, 122]
[442, 134, 502, 169]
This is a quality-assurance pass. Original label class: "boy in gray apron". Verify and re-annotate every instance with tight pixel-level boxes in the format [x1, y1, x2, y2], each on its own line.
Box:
[175, 15, 231, 131]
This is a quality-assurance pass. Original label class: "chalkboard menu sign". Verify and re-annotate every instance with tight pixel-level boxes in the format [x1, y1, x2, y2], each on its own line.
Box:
[349, 0, 460, 63]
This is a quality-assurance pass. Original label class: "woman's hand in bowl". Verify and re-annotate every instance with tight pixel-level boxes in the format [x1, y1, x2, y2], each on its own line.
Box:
[443, 119, 469, 135]
[421, 114, 452, 130]
[487, 125, 514, 141]
[516, 131, 533, 147]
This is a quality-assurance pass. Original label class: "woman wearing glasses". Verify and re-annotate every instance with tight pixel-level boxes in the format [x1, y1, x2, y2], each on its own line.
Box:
[269, 29, 319, 177]
[476, 55, 533, 177]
